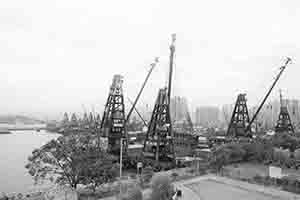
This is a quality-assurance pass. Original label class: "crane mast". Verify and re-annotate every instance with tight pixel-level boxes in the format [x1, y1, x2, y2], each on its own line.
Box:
[143, 34, 176, 162]
[168, 34, 176, 103]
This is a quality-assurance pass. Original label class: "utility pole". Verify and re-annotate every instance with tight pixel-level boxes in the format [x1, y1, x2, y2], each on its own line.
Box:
[119, 138, 123, 199]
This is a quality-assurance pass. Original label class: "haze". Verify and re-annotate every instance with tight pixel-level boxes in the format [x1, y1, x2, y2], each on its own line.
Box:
[1, 0, 300, 120]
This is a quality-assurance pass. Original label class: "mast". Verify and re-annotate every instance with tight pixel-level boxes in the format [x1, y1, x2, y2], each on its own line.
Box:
[168, 34, 176, 162]
[168, 34, 176, 103]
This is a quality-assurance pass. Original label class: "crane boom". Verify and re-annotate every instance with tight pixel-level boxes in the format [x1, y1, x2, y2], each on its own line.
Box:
[127, 97, 148, 127]
[245, 57, 292, 132]
[126, 58, 159, 123]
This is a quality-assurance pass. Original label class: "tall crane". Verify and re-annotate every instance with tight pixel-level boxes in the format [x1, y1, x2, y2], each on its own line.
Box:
[143, 34, 176, 162]
[245, 57, 292, 133]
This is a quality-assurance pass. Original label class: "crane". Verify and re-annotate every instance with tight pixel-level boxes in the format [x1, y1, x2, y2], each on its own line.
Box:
[245, 57, 292, 133]
[126, 58, 159, 123]
[127, 97, 148, 127]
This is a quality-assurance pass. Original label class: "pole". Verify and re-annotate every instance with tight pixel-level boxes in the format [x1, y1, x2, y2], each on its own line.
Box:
[119, 138, 123, 199]
[167, 34, 176, 103]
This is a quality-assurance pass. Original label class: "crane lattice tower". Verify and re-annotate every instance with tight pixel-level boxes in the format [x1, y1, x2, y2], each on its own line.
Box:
[275, 91, 294, 133]
[100, 75, 127, 154]
[227, 93, 251, 137]
[143, 87, 175, 161]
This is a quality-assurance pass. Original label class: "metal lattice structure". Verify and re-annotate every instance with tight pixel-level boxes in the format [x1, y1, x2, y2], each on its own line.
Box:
[143, 87, 175, 161]
[100, 75, 127, 154]
[227, 93, 251, 137]
[143, 34, 176, 162]
[275, 90, 294, 133]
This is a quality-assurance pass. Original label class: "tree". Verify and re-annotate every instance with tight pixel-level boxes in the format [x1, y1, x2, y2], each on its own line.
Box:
[122, 186, 143, 200]
[242, 141, 273, 162]
[271, 132, 300, 153]
[149, 174, 174, 200]
[142, 166, 154, 184]
[210, 143, 246, 171]
[25, 134, 118, 189]
[81, 152, 119, 192]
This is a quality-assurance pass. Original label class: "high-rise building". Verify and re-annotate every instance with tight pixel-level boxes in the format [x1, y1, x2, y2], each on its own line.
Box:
[170, 96, 189, 122]
[220, 104, 234, 128]
[195, 106, 220, 127]
[170, 96, 193, 129]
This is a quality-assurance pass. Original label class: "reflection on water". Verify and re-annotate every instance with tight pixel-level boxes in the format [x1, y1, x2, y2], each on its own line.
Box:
[0, 130, 60, 194]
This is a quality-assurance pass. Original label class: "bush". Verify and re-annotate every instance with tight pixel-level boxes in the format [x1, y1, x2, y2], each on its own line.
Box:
[253, 175, 263, 184]
[149, 174, 174, 200]
[142, 166, 154, 184]
[171, 172, 179, 181]
[122, 186, 143, 200]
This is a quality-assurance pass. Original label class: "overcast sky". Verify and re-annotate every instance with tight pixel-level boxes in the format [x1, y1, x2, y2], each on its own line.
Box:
[1, 0, 300, 119]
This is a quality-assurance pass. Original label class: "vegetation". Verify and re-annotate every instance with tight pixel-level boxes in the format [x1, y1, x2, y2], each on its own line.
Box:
[121, 186, 143, 200]
[211, 132, 300, 171]
[149, 174, 174, 200]
[25, 134, 119, 190]
[141, 166, 154, 184]
[251, 175, 300, 194]
[271, 132, 300, 153]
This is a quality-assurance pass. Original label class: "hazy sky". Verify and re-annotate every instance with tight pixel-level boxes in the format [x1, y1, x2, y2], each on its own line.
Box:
[1, 0, 300, 119]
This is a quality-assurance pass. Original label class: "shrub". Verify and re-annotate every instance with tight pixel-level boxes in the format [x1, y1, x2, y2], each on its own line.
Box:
[122, 186, 143, 200]
[187, 168, 196, 174]
[142, 166, 154, 184]
[171, 172, 179, 181]
[149, 174, 174, 200]
[253, 175, 263, 184]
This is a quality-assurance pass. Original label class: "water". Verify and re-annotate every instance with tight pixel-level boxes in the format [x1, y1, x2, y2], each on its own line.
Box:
[0, 130, 60, 194]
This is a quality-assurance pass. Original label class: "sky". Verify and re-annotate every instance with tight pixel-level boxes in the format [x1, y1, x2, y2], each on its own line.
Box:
[1, 0, 300, 120]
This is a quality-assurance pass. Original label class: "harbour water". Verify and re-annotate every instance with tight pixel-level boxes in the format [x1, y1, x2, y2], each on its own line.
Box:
[0, 130, 60, 194]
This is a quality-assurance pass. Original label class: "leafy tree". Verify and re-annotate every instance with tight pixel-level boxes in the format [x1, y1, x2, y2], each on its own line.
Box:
[81, 153, 119, 192]
[210, 143, 246, 171]
[271, 132, 300, 153]
[149, 174, 174, 200]
[25, 134, 118, 189]
[242, 141, 273, 162]
[142, 166, 154, 183]
[122, 186, 143, 200]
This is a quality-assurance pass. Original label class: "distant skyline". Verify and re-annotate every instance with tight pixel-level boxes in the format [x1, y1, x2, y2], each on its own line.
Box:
[1, 0, 300, 120]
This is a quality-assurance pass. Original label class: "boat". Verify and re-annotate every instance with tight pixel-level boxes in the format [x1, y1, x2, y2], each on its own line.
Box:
[0, 128, 11, 134]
